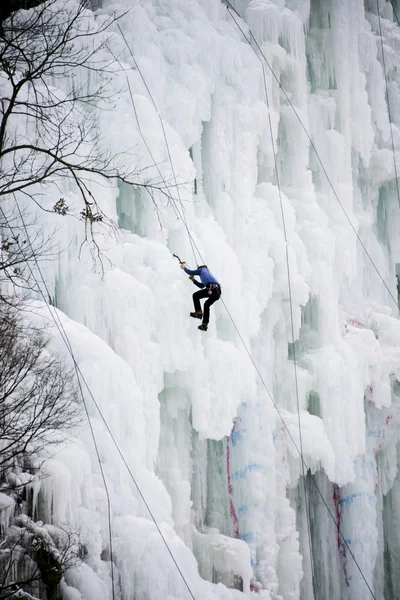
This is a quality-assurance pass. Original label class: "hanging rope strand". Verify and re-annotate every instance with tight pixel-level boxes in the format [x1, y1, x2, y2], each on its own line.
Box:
[106, 45, 202, 267]
[257, 46, 317, 598]
[376, 0, 400, 208]
[390, 0, 400, 27]
[115, 16, 377, 599]
[2, 202, 197, 600]
[116, 24, 200, 267]
[224, 0, 399, 312]
[141, 98, 378, 600]
[0, 6, 387, 599]
[7, 202, 117, 600]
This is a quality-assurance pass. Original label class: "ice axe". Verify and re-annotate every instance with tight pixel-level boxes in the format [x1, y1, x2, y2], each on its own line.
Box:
[173, 253, 185, 265]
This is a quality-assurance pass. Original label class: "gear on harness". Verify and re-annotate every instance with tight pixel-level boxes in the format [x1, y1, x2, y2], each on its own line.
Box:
[207, 282, 221, 296]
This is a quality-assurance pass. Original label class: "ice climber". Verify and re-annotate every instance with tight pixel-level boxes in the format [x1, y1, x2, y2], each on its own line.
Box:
[180, 263, 221, 331]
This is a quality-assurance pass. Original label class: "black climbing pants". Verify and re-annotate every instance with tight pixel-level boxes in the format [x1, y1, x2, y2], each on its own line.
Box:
[193, 286, 221, 324]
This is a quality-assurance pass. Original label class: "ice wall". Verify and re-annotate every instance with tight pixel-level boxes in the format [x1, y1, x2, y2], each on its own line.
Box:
[5, 0, 400, 599]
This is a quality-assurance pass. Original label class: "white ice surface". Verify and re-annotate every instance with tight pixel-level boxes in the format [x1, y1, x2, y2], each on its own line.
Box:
[2, 0, 400, 598]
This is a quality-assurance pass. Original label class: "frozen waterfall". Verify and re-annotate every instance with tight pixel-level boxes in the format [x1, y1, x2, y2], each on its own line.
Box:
[2, 0, 400, 599]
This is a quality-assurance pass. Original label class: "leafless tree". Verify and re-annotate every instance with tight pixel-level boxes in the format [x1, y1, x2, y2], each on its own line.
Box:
[0, 297, 81, 599]
[0, 302, 80, 478]
[0, 204, 58, 303]
[0, 0, 176, 249]
[1, 2, 47, 28]
[0, 516, 83, 600]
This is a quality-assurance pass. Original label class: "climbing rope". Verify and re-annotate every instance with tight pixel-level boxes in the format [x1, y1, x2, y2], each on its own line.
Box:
[105, 46, 193, 238]
[117, 24, 202, 267]
[258, 30, 317, 599]
[376, 0, 400, 208]
[0, 201, 115, 600]
[224, 0, 399, 313]
[2, 3, 390, 597]
[116, 20, 378, 600]
[1, 201, 197, 600]
[390, 0, 400, 27]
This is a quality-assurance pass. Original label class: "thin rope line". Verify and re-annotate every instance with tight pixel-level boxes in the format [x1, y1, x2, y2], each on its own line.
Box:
[220, 8, 315, 585]
[4, 201, 197, 600]
[115, 11, 378, 597]
[390, 0, 400, 27]
[14, 14, 377, 599]
[113, 9, 379, 597]
[16, 210, 117, 594]
[224, 0, 399, 312]
[219, 298, 377, 599]
[376, 0, 400, 208]
[105, 47, 188, 229]
[164, 174, 378, 599]
[135, 5, 379, 596]
[112, 42, 317, 583]
[112, 15, 377, 596]
[0, 9, 380, 597]
[257, 38, 316, 596]
[221, 4, 378, 596]
[116, 24, 200, 267]
[5, 200, 116, 600]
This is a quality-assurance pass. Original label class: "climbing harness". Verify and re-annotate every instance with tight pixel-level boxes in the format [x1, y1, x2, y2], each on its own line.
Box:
[206, 282, 221, 297]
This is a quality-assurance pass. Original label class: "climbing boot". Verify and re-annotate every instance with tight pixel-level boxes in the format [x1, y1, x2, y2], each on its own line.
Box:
[198, 322, 208, 331]
[190, 311, 203, 319]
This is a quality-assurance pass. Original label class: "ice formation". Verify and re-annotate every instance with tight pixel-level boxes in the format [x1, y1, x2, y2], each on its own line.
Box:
[2, 0, 400, 598]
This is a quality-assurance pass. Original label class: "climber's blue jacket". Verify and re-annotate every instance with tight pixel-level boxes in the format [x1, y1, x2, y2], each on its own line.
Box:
[184, 266, 219, 289]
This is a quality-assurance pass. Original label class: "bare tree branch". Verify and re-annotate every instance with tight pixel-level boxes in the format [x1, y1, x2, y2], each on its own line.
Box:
[0, 0, 187, 258]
